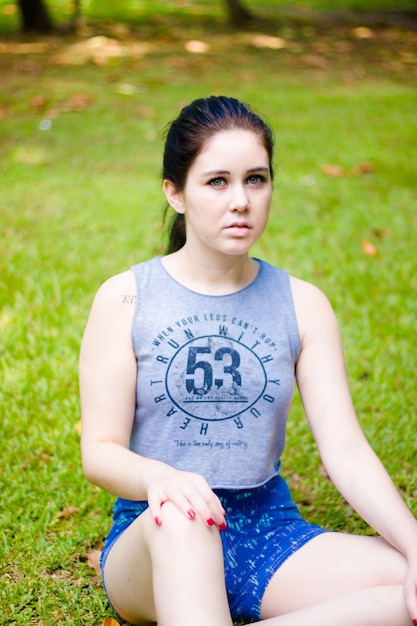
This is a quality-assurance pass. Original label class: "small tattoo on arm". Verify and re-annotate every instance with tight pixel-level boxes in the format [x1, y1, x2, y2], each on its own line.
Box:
[122, 294, 137, 304]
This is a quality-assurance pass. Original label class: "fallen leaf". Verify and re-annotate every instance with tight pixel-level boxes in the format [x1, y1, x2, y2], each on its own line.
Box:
[102, 617, 120, 626]
[361, 239, 378, 257]
[56, 506, 80, 520]
[351, 162, 375, 176]
[19, 452, 51, 471]
[184, 40, 210, 54]
[87, 549, 102, 576]
[353, 26, 374, 39]
[371, 227, 390, 239]
[303, 54, 331, 69]
[64, 93, 92, 111]
[29, 94, 47, 109]
[137, 106, 154, 118]
[320, 164, 345, 177]
[45, 106, 61, 120]
[251, 35, 286, 50]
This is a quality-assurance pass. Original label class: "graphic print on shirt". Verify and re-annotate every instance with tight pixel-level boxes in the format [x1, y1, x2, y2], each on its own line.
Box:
[150, 312, 281, 437]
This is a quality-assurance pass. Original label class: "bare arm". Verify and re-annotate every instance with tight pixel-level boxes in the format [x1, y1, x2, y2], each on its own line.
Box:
[80, 270, 153, 498]
[79, 271, 226, 527]
[291, 276, 417, 603]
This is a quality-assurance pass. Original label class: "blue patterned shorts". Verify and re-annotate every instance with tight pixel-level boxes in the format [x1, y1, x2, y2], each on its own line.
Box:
[100, 475, 327, 623]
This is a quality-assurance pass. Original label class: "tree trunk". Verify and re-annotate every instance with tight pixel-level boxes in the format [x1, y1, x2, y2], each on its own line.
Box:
[71, 0, 82, 31]
[224, 0, 253, 25]
[18, 0, 53, 32]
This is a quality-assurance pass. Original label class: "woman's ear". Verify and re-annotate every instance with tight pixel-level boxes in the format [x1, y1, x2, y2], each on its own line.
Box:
[163, 180, 185, 214]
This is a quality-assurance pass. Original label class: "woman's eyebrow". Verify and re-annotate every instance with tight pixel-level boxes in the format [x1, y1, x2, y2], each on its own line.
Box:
[201, 166, 269, 178]
[201, 169, 230, 177]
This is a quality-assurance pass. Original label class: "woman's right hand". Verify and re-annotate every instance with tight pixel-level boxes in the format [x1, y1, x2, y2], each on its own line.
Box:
[143, 465, 227, 530]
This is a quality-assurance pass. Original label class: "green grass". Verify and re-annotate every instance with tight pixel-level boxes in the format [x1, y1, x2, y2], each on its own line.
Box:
[1, 1, 417, 624]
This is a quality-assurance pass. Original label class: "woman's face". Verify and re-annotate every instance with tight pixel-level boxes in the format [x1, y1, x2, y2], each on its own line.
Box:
[165, 129, 273, 258]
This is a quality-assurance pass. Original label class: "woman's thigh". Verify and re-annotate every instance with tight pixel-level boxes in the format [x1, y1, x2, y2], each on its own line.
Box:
[261, 531, 407, 618]
[103, 508, 156, 626]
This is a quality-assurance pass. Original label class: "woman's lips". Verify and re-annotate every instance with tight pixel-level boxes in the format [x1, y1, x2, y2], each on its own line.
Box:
[226, 221, 251, 230]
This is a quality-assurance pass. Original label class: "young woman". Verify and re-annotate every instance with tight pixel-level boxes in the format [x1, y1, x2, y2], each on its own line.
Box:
[79, 96, 417, 626]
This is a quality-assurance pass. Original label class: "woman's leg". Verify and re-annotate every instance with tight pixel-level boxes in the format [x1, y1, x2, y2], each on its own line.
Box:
[103, 502, 233, 626]
[259, 532, 410, 625]
[260, 585, 409, 626]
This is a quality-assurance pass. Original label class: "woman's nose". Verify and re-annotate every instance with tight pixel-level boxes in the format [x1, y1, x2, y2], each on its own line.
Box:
[229, 185, 249, 211]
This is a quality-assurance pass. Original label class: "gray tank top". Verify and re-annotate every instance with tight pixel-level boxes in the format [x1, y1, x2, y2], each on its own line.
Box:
[129, 257, 301, 489]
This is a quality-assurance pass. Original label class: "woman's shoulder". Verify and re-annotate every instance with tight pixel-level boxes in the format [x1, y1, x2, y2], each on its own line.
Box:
[288, 274, 337, 337]
[90, 257, 161, 316]
[289, 274, 329, 302]
[87, 270, 137, 325]
[80, 270, 139, 380]
[95, 270, 136, 301]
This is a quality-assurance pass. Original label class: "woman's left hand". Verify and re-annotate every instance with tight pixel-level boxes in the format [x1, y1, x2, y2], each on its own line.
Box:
[403, 556, 417, 624]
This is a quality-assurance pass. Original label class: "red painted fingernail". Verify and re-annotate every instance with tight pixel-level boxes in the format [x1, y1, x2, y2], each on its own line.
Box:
[207, 518, 215, 526]
[219, 522, 227, 531]
[412, 620, 417, 626]
[154, 516, 162, 526]
[187, 509, 196, 519]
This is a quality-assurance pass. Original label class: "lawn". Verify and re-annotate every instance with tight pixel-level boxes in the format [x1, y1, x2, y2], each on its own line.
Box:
[1, 1, 417, 624]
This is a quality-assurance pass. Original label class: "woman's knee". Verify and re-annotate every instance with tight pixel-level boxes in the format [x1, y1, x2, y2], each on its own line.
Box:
[151, 502, 221, 550]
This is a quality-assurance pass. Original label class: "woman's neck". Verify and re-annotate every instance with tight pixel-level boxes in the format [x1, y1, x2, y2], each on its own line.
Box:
[161, 247, 259, 296]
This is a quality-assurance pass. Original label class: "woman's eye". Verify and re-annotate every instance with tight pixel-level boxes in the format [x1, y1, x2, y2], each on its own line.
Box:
[247, 174, 265, 185]
[209, 177, 226, 187]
